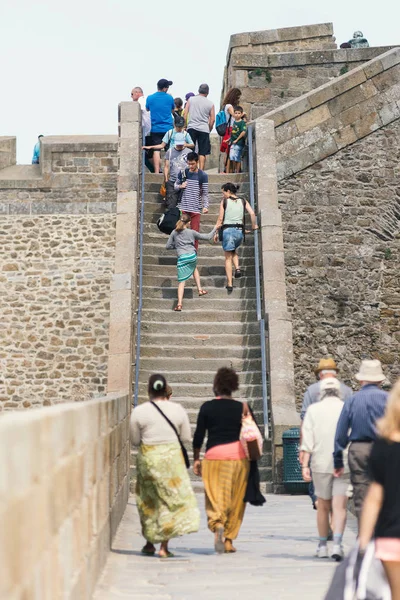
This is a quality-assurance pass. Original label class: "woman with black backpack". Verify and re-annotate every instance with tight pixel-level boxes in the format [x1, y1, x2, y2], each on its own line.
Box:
[214, 183, 258, 292]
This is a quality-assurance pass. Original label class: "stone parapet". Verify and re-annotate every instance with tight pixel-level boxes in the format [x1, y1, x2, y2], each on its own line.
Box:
[0, 392, 130, 600]
[223, 22, 397, 120]
[107, 101, 141, 396]
[0, 136, 16, 170]
[258, 47, 400, 180]
[252, 119, 299, 486]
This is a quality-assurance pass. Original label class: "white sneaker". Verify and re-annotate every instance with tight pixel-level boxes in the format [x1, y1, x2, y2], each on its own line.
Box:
[332, 544, 344, 561]
[316, 544, 329, 558]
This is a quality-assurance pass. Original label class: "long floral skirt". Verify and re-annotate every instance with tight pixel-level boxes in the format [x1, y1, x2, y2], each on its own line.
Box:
[136, 442, 200, 544]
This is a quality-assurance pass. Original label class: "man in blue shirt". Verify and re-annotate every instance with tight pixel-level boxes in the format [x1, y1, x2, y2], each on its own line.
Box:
[32, 134, 43, 164]
[334, 359, 388, 525]
[146, 78, 175, 175]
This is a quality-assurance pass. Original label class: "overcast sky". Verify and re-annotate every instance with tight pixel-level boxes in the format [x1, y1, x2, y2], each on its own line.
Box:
[1, 0, 398, 164]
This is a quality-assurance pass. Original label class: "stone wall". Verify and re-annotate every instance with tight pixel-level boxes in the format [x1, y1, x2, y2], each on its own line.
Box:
[0, 136, 119, 410]
[223, 22, 394, 120]
[0, 136, 16, 170]
[0, 393, 130, 600]
[279, 118, 400, 401]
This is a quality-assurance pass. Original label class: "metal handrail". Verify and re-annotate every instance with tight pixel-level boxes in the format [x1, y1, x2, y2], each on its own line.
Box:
[247, 125, 270, 440]
[133, 150, 146, 407]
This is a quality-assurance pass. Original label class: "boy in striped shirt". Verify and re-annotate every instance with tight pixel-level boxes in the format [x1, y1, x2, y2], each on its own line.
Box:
[174, 152, 209, 250]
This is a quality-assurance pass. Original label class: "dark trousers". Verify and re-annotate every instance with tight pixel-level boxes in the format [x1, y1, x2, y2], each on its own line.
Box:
[348, 441, 373, 525]
[166, 180, 181, 210]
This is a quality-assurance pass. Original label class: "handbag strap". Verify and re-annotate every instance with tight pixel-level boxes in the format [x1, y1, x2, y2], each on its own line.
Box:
[150, 401, 182, 444]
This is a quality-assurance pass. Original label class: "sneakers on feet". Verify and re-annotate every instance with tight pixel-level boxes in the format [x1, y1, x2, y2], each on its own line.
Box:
[331, 544, 344, 562]
[316, 544, 329, 558]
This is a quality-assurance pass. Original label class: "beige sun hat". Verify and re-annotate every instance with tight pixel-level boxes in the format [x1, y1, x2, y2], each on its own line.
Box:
[355, 359, 385, 383]
[320, 377, 341, 392]
[315, 358, 338, 374]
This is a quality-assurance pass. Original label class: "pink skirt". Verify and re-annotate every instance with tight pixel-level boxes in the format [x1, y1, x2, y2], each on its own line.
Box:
[375, 538, 400, 561]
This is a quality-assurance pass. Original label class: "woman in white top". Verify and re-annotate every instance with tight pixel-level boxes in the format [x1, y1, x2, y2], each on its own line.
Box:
[301, 378, 350, 561]
[130, 373, 200, 558]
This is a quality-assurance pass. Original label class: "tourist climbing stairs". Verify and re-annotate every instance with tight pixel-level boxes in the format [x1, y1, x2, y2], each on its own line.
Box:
[132, 172, 272, 489]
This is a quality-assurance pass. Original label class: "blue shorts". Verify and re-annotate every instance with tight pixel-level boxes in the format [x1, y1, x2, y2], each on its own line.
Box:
[229, 143, 244, 162]
[222, 227, 243, 252]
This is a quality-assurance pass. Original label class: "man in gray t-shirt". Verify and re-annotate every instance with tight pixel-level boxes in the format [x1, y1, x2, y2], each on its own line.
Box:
[184, 83, 215, 171]
[164, 136, 191, 209]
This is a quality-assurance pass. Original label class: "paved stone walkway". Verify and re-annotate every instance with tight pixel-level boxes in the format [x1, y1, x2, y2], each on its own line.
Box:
[93, 494, 357, 600]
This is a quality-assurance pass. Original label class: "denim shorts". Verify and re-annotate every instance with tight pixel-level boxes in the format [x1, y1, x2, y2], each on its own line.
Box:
[229, 143, 244, 162]
[222, 227, 243, 251]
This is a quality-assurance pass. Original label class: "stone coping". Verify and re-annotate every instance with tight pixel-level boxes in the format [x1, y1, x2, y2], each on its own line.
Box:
[41, 135, 118, 152]
[231, 46, 395, 69]
[228, 22, 334, 55]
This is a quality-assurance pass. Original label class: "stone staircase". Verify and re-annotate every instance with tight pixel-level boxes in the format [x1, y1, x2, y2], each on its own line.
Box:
[132, 172, 272, 488]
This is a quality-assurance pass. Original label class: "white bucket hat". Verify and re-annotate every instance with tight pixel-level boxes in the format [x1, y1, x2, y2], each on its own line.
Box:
[320, 377, 341, 392]
[355, 359, 385, 383]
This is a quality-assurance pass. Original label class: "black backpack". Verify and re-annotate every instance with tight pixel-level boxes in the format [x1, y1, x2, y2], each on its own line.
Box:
[157, 206, 181, 235]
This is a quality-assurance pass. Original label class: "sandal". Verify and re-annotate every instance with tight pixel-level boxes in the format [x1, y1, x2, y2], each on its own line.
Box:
[159, 551, 175, 559]
[141, 545, 156, 556]
[174, 304, 182, 311]
[225, 285, 233, 293]
[198, 290, 208, 297]
[234, 269, 242, 279]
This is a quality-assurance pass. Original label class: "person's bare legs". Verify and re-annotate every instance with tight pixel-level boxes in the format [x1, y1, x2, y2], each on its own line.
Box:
[224, 251, 234, 287]
[232, 252, 239, 272]
[193, 268, 202, 293]
[317, 498, 331, 539]
[159, 540, 171, 558]
[332, 495, 347, 537]
[234, 161, 241, 173]
[177, 281, 185, 307]
[153, 150, 161, 175]
[199, 155, 206, 170]
[383, 562, 400, 600]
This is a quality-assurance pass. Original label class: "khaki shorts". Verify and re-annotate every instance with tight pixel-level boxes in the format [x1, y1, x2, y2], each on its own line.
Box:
[313, 472, 350, 500]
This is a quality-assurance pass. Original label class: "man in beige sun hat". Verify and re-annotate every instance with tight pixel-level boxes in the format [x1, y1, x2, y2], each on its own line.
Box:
[333, 359, 389, 526]
[300, 358, 352, 421]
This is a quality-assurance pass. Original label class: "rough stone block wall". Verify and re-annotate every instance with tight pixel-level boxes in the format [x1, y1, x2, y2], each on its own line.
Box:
[0, 393, 130, 600]
[278, 118, 400, 403]
[0, 213, 116, 410]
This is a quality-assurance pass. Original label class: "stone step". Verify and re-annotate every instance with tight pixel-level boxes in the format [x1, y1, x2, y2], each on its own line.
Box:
[145, 173, 249, 184]
[143, 191, 242, 204]
[139, 356, 262, 372]
[135, 381, 263, 398]
[141, 297, 257, 312]
[138, 369, 261, 385]
[141, 320, 260, 335]
[141, 264, 256, 277]
[144, 181, 250, 193]
[140, 344, 261, 360]
[141, 286, 256, 300]
[142, 242, 256, 258]
[142, 274, 256, 288]
[142, 254, 256, 266]
[134, 395, 266, 413]
[140, 334, 261, 350]
[146, 212, 255, 227]
[141, 308, 257, 323]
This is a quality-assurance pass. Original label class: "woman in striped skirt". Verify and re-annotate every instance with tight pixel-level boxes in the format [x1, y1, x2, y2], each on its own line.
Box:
[193, 367, 250, 554]
[166, 214, 216, 311]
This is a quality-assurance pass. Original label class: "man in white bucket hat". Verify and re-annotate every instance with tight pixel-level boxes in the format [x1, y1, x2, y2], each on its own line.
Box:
[334, 359, 389, 526]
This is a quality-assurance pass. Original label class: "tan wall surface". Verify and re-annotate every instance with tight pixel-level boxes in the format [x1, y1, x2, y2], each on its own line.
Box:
[0, 393, 130, 600]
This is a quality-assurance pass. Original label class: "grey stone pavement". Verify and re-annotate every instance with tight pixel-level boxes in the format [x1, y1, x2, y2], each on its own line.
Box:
[93, 494, 357, 600]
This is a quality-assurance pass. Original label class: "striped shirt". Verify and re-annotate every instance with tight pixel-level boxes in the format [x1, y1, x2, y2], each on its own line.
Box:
[300, 380, 353, 420]
[174, 168, 209, 213]
[333, 384, 388, 469]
